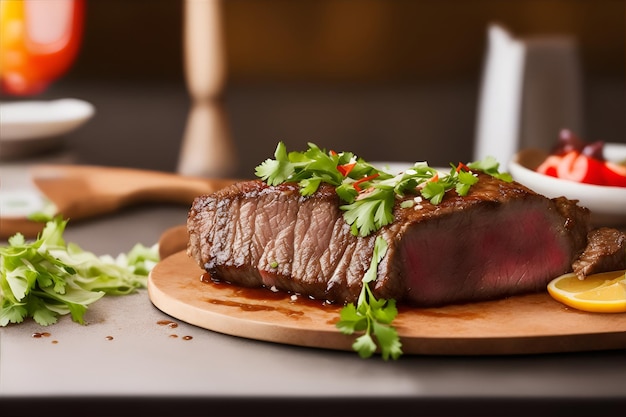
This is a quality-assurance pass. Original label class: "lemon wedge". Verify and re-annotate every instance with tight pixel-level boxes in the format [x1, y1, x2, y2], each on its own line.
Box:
[547, 269, 626, 313]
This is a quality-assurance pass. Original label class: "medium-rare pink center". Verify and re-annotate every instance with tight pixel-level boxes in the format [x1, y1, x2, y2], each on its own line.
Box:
[400, 203, 572, 306]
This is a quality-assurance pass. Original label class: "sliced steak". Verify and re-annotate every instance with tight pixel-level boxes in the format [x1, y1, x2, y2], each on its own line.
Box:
[187, 174, 606, 307]
[187, 181, 367, 302]
[572, 228, 626, 278]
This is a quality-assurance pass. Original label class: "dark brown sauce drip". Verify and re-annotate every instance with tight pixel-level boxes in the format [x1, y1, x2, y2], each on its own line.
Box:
[204, 297, 305, 317]
[200, 273, 338, 313]
[32, 332, 51, 338]
[182, 335, 193, 340]
[105, 335, 114, 341]
[157, 319, 178, 328]
[169, 334, 178, 338]
[200, 272, 490, 321]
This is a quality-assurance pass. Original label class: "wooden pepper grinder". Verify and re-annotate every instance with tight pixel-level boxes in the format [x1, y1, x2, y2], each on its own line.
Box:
[178, 0, 237, 179]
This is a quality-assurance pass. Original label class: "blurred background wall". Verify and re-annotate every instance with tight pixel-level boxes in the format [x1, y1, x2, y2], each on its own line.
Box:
[62, 0, 624, 174]
[70, 0, 624, 83]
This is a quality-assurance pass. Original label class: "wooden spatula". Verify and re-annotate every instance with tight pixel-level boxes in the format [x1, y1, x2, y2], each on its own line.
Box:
[1, 164, 237, 239]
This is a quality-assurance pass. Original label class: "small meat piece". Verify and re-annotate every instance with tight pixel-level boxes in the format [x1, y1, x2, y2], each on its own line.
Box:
[572, 228, 626, 279]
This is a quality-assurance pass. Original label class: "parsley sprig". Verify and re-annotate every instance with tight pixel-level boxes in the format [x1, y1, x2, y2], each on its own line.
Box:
[255, 142, 379, 196]
[336, 236, 402, 360]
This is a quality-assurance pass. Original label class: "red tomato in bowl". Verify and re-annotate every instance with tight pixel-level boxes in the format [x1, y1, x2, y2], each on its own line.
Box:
[536, 155, 562, 178]
[603, 162, 626, 187]
[555, 151, 606, 186]
[535, 130, 626, 188]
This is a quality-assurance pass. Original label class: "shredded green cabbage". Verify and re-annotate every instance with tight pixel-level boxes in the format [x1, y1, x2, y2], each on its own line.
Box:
[0, 217, 159, 326]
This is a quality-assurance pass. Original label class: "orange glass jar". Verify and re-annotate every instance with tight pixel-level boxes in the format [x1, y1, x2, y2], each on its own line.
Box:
[0, 0, 84, 96]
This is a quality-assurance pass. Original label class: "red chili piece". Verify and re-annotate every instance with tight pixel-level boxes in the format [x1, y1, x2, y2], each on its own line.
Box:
[337, 162, 356, 177]
[353, 173, 380, 192]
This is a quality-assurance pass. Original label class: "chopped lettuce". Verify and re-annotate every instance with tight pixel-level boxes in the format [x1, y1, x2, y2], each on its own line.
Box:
[0, 217, 159, 326]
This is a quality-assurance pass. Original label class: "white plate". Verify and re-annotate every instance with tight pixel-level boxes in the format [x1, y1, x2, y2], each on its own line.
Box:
[508, 143, 626, 227]
[0, 98, 94, 159]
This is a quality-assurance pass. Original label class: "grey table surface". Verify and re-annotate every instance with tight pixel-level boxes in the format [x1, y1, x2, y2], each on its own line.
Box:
[1, 81, 624, 416]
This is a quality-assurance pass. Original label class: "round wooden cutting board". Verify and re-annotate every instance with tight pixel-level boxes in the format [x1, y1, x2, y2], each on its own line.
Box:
[148, 251, 626, 356]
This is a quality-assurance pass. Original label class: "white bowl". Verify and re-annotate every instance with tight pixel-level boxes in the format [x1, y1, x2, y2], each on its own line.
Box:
[508, 143, 626, 227]
[0, 98, 94, 159]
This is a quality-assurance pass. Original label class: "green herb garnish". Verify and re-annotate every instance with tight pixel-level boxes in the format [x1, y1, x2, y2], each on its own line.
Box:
[255, 142, 511, 237]
[467, 156, 512, 182]
[0, 217, 159, 326]
[336, 236, 402, 360]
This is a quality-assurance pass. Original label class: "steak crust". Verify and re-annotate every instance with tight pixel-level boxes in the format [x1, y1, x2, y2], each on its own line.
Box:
[187, 175, 622, 307]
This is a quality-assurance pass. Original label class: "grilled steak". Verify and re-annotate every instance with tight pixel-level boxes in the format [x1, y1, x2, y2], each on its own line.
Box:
[187, 174, 624, 307]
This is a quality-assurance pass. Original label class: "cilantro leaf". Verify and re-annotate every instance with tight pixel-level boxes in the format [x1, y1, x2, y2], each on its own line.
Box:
[456, 170, 479, 196]
[372, 320, 403, 360]
[341, 189, 395, 237]
[254, 142, 295, 185]
[420, 181, 446, 205]
[352, 333, 378, 359]
[0, 301, 27, 326]
[468, 156, 513, 182]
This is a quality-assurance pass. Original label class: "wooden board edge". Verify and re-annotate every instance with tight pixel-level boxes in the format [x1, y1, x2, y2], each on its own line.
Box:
[148, 251, 626, 356]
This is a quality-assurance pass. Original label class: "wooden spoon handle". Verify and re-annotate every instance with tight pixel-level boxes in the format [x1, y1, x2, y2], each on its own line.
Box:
[118, 171, 235, 206]
[31, 164, 238, 218]
[0, 165, 240, 239]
